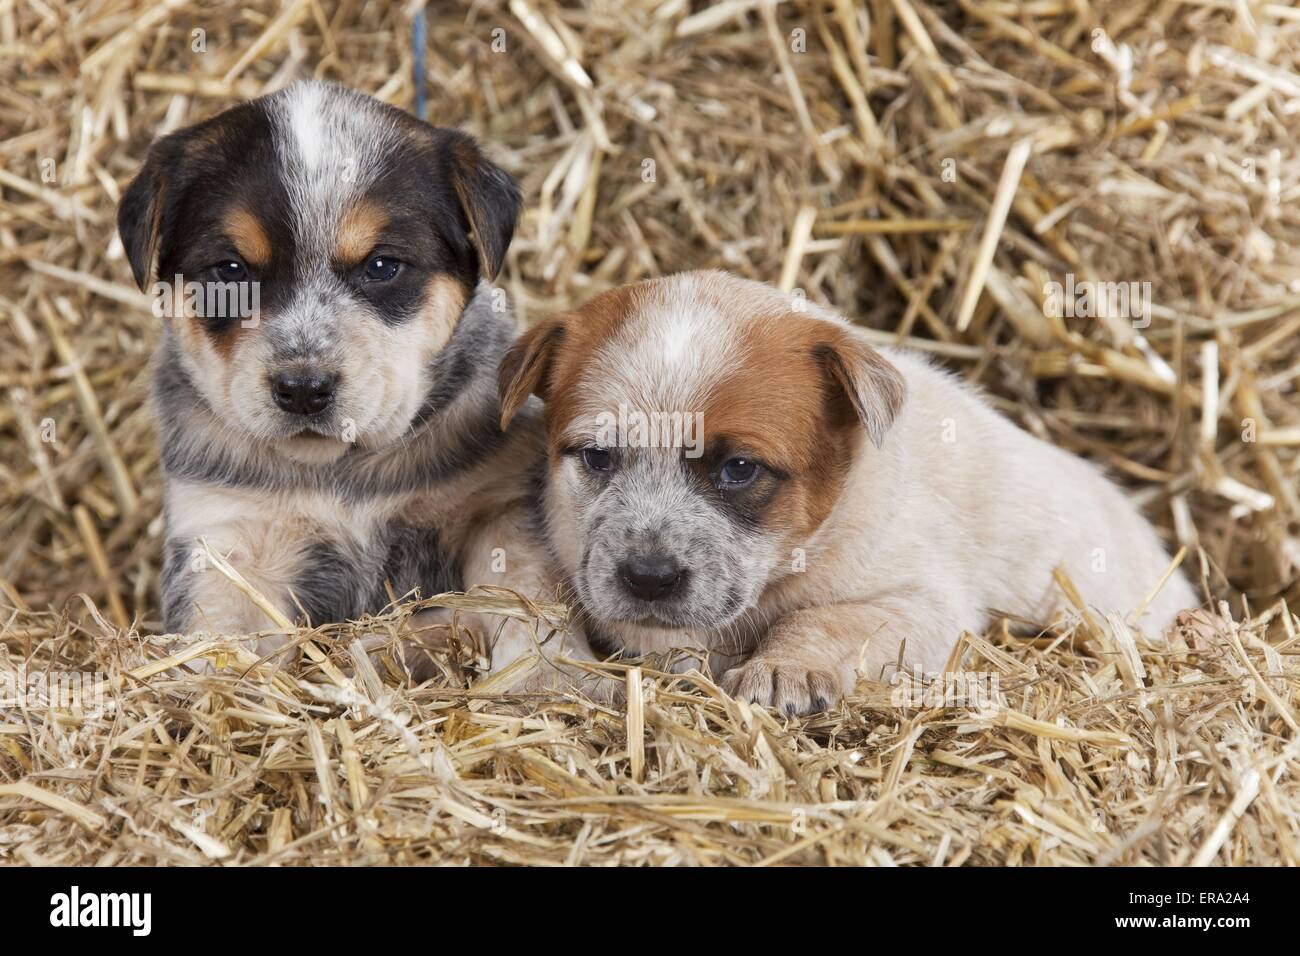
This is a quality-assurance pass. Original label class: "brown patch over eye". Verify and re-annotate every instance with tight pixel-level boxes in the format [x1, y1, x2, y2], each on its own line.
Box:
[696, 317, 861, 539]
[336, 200, 388, 266]
[222, 207, 271, 271]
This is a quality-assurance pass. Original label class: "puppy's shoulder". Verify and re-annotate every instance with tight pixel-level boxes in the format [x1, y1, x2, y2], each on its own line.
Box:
[875, 346, 991, 419]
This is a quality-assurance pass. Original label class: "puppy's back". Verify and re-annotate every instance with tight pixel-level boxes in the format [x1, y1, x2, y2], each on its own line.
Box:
[871, 348, 1195, 633]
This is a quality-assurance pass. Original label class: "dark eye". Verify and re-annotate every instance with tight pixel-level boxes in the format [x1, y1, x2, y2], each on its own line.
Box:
[213, 259, 247, 282]
[581, 447, 612, 472]
[719, 457, 759, 487]
[363, 256, 401, 282]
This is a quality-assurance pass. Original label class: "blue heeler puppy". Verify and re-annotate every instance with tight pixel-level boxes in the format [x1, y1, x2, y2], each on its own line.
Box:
[118, 81, 573, 673]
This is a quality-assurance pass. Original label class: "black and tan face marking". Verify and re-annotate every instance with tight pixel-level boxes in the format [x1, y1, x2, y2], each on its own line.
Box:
[119, 81, 521, 463]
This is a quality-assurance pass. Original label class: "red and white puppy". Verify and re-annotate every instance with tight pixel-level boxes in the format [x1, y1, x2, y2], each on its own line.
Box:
[499, 271, 1197, 714]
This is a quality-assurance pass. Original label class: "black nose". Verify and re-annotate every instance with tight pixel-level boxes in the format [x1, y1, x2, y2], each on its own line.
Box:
[618, 555, 686, 602]
[271, 371, 337, 416]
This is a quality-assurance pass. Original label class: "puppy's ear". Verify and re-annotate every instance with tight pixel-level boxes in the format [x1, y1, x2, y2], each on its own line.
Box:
[117, 132, 189, 292]
[118, 150, 166, 292]
[816, 330, 906, 447]
[498, 315, 566, 430]
[446, 132, 521, 281]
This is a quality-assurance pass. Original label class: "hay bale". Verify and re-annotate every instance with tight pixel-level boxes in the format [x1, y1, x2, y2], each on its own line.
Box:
[1, 0, 1297, 865]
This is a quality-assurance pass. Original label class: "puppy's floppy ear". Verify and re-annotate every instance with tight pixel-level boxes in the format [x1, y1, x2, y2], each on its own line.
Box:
[816, 329, 906, 447]
[446, 131, 522, 281]
[117, 131, 192, 292]
[498, 315, 566, 430]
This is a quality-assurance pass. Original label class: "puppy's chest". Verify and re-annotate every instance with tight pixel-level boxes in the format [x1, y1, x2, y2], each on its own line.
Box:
[167, 480, 460, 622]
[293, 514, 459, 624]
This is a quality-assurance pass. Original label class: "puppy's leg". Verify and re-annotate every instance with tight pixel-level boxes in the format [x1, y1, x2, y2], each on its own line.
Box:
[160, 526, 310, 659]
[720, 593, 977, 715]
[162, 480, 327, 648]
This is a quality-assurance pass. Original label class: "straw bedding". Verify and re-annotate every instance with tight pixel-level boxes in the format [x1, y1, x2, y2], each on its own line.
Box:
[2, 0, 1298, 865]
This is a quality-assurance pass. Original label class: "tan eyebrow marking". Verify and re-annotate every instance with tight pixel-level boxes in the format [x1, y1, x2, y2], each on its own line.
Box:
[417, 273, 469, 358]
[170, 280, 248, 361]
[222, 206, 272, 270]
[336, 199, 388, 265]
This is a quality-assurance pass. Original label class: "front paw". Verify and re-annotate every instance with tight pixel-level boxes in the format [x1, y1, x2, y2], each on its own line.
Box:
[720, 657, 841, 716]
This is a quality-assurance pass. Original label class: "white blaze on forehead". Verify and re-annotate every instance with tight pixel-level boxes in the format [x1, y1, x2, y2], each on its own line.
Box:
[267, 81, 403, 255]
[584, 276, 745, 421]
[659, 309, 695, 365]
[264, 82, 407, 355]
[561, 271, 838, 450]
[287, 82, 326, 169]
